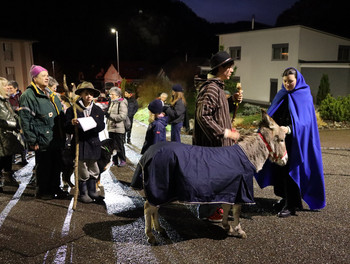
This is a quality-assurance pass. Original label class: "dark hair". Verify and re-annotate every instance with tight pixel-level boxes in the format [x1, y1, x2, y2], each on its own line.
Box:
[8, 80, 19, 89]
[282, 67, 297, 78]
[211, 61, 234, 76]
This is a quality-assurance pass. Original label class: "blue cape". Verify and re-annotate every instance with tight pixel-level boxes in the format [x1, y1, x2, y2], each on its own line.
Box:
[255, 68, 326, 210]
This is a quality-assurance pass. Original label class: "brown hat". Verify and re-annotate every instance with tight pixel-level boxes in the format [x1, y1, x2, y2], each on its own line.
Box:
[75, 81, 100, 97]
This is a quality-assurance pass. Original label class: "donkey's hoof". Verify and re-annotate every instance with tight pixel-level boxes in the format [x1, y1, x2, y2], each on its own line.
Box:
[155, 226, 166, 234]
[147, 235, 157, 245]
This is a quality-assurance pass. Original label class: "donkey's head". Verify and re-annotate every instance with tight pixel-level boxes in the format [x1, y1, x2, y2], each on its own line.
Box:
[258, 110, 288, 166]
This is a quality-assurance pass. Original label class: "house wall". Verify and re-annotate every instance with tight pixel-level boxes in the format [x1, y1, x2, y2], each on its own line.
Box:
[0, 38, 34, 91]
[219, 26, 350, 105]
[301, 66, 350, 100]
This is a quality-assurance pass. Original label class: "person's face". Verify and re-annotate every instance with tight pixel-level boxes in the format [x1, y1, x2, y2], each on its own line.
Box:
[109, 91, 119, 101]
[160, 95, 167, 102]
[218, 65, 234, 80]
[283, 74, 297, 91]
[50, 84, 57, 92]
[124, 91, 131, 98]
[33, 71, 49, 88]
[80, 90, 94, 105]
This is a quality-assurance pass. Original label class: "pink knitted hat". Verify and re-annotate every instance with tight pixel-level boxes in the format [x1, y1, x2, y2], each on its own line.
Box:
[30, 65, 48, 78]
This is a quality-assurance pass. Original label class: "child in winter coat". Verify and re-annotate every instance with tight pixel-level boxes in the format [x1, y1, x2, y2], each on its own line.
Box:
[163, 84, 186, 142]
[65, 82, 105, 203]
[130, 99, 168, 189]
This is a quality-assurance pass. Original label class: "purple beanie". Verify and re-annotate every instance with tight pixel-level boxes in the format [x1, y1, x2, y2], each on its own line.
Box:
[148, 99, 163, 114]
[30, 65, 48, 78]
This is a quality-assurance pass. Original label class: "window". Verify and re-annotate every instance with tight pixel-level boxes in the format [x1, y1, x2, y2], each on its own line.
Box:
[3, 43, 14, 61]
[338, 45, 350, 61]
[6, 67, 15, 80]
[230, 46, 241, 60]
[272, 43, 289, 60]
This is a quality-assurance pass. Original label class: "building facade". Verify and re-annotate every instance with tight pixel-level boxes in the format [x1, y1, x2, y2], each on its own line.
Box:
[218, 25, 350, 105]
[0, 38, 34, 91]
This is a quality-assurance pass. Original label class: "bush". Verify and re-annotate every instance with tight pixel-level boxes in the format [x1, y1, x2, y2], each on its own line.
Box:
[319, 94, 350, 121]
[316, 74, 330, 106]
[240, 103, 262, 116]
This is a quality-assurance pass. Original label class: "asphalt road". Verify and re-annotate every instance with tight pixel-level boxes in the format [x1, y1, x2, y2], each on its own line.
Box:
[0, 121, 349, 264]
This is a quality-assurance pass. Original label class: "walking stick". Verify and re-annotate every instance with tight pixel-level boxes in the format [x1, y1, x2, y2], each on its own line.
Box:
[231, 82, 242, 125]
[62, 75, 82, 210]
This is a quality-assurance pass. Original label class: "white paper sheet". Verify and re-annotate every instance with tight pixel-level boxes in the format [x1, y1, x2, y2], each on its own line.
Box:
[77, 116, 97, 132]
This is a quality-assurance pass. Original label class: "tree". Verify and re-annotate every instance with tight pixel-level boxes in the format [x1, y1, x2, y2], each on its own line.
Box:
[316, 74, 330, 106]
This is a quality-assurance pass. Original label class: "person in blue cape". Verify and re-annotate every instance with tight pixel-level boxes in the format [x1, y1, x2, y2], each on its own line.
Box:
[255, 67, 326, 217]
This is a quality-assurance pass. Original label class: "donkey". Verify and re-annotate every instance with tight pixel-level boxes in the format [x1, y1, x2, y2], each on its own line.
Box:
[138, 110, 287, 245]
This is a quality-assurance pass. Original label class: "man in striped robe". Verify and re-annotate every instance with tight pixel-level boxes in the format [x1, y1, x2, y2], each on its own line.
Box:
[193, 51, 243, 222]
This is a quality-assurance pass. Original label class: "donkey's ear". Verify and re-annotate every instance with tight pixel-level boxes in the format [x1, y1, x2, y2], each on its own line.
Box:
[261, 109, 276, 129]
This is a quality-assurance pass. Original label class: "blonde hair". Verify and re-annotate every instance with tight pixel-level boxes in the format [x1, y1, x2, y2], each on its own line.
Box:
[170, 91, 186, 107]
[0, 77, 8, 97]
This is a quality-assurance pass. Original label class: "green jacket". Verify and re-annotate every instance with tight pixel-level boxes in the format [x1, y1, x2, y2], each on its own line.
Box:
[19, 82, 65, 151]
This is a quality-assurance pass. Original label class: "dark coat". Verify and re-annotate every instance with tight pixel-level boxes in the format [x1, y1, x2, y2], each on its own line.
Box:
[65, 100, 105, 160]
[165, 99, 186, 124]
[193, 78, 234, 147]
[19, 82, 65, 151]
[133, 141, 255, 206]
[126, 97, 139, 118]
[141, 115, 168, 154]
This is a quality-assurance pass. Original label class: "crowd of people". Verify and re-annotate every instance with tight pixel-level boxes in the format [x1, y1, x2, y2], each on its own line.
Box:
[0, 51, 325, 221]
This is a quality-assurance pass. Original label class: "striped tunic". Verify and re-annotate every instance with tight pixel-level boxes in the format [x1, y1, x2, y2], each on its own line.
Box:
[193, 78, 234, 147]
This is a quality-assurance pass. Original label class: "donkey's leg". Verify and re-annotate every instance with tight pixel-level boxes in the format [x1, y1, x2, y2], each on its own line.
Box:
[221, 204, 232, 232]
[151, 206, 165, 234]
[231, 204, 247, 239]
[144, 200, 157, 245]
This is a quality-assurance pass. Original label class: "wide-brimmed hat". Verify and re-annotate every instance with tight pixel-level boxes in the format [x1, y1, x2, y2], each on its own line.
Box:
[75, 81, 100, 97]
[210, 51, 234, 72]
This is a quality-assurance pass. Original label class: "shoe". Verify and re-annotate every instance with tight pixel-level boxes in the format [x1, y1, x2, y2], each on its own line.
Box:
[127, 139, 131, 144]
[277, 208, 296, 218]
[53, 188, 70, 199]
[118, 161, 127, 167]
[273, 198, 286, 212]
[208, 208, 223, 223]
[36, 193, 54, 200]
[3, 171, 20, 187]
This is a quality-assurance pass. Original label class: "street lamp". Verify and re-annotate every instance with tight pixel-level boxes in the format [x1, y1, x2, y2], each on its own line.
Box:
[111, 28, 120, 74]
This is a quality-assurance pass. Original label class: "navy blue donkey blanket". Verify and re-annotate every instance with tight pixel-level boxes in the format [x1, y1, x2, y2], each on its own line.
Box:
[138, 141, 256, 206]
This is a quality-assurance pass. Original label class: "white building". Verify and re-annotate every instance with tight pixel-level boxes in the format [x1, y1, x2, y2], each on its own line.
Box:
[218, 25, 350, 105]
[0, 38, 35, 91]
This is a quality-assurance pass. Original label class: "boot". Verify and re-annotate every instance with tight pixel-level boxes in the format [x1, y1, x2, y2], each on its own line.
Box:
[87, 178, 100, 200]
[78, 181, 93, 203]
[3, 171, 20, 187]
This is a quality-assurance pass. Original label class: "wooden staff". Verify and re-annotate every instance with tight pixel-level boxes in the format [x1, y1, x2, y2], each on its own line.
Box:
[62, 75, 81, 210]
[231, 82, 242, 125]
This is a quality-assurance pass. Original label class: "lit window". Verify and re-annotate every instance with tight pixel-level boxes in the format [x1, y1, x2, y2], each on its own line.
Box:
[272, 43, 289, 60]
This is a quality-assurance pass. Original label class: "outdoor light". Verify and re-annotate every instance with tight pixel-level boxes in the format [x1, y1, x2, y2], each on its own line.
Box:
[111, 28, 120, 74]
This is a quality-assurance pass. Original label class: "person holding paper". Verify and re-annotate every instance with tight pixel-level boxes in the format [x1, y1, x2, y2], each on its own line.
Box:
[65, 82, 105, 203]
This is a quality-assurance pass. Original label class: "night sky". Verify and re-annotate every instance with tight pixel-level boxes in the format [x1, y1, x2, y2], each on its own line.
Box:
[179, 0, 299, 25]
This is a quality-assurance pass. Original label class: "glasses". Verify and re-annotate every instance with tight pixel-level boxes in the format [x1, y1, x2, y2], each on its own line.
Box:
[109, 93, 117, 96]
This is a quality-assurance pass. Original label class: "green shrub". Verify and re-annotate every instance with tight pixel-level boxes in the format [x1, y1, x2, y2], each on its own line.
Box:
[316, 74, 331, 106]
[319, 94, 350, 121]
[240, 103, 262, 116]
